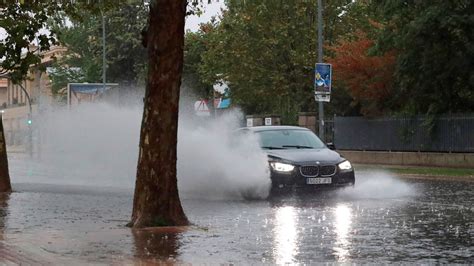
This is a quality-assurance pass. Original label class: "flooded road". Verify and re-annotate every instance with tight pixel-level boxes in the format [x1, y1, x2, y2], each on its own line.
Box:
[1, 166, 473, 264]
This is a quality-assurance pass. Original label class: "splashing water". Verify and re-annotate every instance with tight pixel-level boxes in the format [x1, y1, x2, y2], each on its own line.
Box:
[10, 101, 271, 200]
[337, 170, 417, 199]
[19, 103, 141, 188]
[178, 110, 271, 200]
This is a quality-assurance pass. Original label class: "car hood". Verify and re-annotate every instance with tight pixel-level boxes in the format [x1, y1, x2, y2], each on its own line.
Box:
[265, 148, 344, 165]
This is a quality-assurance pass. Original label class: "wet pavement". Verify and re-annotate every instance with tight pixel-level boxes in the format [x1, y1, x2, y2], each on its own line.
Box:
[0, 169, 473, 264]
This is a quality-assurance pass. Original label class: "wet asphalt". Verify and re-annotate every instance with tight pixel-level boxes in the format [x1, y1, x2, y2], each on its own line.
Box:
[0, 168, 473, 264]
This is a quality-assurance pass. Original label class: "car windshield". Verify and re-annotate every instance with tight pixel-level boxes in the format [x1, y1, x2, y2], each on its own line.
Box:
[255, 129, 326, 149]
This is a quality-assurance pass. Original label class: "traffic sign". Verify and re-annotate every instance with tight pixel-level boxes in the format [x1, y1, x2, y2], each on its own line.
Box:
[265, 117, 272, 126]
[194, 100, 210, 116]
[314, 63, 332, 102]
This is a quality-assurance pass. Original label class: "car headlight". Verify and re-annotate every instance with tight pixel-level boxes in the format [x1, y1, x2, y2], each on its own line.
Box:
[338, 160, 352, 171]
[270, 162, 295, 172]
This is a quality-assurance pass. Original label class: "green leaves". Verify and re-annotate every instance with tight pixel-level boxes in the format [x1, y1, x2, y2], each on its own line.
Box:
[374, 0, 474, 115]
[0, 2, 75, 83]
[48, 1, 148, 92]
[188, 0, 368, 121]
[191, 0, 474, 118]
[0, 1, 143, 87]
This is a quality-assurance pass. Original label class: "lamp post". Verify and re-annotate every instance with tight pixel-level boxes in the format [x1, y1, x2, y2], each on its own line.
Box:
[317, 0, 325, 142]
[18, 82, 33, 157]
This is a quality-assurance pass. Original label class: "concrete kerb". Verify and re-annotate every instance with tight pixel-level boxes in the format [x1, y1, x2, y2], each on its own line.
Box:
[339, 150, 474, 169]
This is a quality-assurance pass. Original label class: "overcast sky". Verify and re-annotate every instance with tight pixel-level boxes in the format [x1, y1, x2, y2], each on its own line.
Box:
[185, 1, 226, 32]
[0, 2, 226, 42]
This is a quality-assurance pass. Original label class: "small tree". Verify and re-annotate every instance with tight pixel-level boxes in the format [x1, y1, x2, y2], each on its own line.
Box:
[329, 31, 396, 116]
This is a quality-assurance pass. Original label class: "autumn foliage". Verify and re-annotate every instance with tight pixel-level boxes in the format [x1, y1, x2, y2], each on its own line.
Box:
[329, 32, 396, 116]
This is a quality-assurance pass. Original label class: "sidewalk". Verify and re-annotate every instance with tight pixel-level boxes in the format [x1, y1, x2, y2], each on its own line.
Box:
[0, 242, 48, 265]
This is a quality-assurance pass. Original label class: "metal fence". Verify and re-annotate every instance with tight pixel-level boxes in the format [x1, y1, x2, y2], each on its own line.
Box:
[334, 114, 474, 153]
[322, 119, 334, 143]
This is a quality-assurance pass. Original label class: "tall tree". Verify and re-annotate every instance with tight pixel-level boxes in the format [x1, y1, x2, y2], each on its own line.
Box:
[130, 0, 189, 228]
[49, 1, 148, 95]
[49, 14, 103, 95]
[183, 26, 215, 99]
[373, 0, 474, 115]
[1, 1, 190, 227]
[197, 0, 373, 122]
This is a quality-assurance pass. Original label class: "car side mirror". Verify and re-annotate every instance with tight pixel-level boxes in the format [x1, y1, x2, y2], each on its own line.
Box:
[326, 142, 336, 150]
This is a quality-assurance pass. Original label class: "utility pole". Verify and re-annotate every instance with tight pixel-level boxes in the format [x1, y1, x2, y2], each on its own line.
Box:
[317, 0, 325, 142]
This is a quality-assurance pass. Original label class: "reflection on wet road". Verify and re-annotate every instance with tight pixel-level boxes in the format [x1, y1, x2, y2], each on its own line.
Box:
[273, 206, 298, 264]
[333, 204, 352, 261]
[0, 172, 473, 264]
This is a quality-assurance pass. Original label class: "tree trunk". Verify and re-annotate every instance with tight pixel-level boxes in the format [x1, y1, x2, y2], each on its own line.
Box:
[130, 0, 189, 228]
[0, 115, 12, 193]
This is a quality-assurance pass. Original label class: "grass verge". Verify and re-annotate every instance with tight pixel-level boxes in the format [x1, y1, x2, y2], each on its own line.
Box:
[354, 164, 474, 178]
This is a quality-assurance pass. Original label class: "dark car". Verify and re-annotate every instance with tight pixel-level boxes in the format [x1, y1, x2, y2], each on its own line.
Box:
[239, 126, 355, 189]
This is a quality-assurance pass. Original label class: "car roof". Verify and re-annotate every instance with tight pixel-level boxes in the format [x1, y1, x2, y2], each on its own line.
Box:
[242, 125, 311, 132]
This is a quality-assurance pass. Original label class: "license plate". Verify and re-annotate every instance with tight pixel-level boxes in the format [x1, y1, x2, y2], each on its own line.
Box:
[306, 177, 332, 185]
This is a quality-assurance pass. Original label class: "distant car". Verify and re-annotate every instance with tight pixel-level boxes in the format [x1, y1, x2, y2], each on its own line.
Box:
[239, 126, 355, 189]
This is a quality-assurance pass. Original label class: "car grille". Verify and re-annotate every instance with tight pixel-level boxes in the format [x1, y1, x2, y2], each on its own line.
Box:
[320, 165, 337, 176]
[299, 165, 337, 177]
[300, 166, 319, 177]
